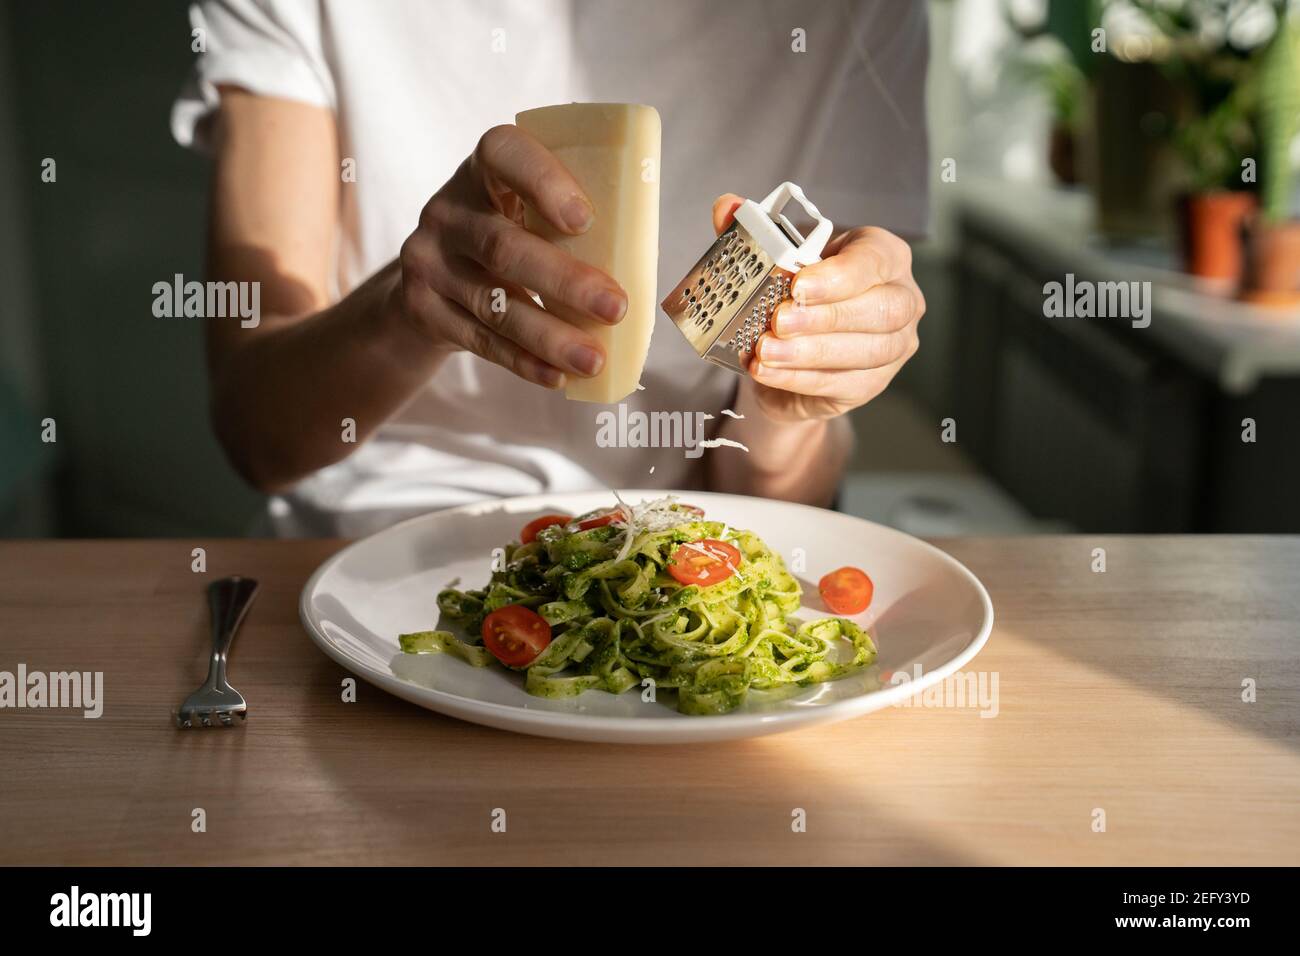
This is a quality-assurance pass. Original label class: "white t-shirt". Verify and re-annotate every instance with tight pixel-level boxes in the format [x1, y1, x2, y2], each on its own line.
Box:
[172, 0, 929, 537]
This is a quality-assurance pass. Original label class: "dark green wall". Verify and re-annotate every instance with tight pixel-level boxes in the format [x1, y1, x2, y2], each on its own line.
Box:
[3, 0, 261, 535]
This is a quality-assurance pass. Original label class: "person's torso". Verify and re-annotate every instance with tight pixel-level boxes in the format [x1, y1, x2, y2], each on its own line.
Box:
[272, 0, 927, 535]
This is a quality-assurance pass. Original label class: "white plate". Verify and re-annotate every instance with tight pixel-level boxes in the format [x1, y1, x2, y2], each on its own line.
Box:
[300, 490, 993, 743]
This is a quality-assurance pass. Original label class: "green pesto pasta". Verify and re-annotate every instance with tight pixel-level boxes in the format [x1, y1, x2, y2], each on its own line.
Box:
[399, 497, 877, 715]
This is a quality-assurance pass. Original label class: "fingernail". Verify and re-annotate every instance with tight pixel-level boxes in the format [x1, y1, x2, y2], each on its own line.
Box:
[562, 196, 594, 233]
[793, 276, 822, 305]
[591, 289, 627, 323]
[760, 337, 794, 363]
[775, 306, 811, 335]
[537, 364, 566, 388]
[567, 344, 604, 376]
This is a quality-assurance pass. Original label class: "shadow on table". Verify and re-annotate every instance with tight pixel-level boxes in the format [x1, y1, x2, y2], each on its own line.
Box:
[287, 649, 986, 866]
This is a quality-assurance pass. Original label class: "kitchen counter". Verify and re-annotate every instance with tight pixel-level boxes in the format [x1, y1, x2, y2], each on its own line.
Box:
[950, 185, 1300, 533]
[953, 179, 1300, 394]
[1, 537, 1297, 865]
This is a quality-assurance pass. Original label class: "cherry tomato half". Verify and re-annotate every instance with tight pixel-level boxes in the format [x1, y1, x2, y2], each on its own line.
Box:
[576, 510, 622, 531]
[818, 566, 874, 615]
[481, 605, 552, 667]
[668, 538, 742, 588]
[674, 503, 705, 517]
[520, 513, 571, 544]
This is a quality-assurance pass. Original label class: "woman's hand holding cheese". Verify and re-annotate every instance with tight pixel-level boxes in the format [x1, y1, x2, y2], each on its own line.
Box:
[710, 194, 925, 423]
[205, 94, 628, 493]
[396, 124, 629, 388]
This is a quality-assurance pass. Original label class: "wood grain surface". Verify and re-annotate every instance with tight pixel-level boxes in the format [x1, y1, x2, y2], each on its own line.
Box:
[0, 537, 1296, 865]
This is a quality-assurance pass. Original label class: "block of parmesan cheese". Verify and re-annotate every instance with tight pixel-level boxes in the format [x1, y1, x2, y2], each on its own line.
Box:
[515, 103, 661, 403]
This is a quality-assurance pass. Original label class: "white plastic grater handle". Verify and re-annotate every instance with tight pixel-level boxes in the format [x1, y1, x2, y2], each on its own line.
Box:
[734, 181, 834, 273]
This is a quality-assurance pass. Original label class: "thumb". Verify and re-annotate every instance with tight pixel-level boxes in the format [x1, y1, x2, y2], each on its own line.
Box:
[712, 193, 744, 235]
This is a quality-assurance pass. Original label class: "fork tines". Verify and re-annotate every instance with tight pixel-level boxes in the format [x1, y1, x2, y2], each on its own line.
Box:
[176, 708, 247, 729]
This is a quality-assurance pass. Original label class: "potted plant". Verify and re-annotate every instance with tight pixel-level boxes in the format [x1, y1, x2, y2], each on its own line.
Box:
[1004, 0, 1098, 186]
[1242, 15, 1300, 306]
[1127, 0, 1282, 283]
[1174, 81, 1258, 284]
[1009, 51, 1089, 185]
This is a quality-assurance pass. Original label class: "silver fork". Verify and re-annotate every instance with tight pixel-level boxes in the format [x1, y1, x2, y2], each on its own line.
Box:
[176, 576, 259, 729]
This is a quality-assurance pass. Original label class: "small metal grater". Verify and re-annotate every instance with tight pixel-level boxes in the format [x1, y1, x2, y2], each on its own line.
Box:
[662, 181, 832, 373]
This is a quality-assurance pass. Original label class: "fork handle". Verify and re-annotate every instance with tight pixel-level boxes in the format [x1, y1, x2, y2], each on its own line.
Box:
[206, 576, 259, 688]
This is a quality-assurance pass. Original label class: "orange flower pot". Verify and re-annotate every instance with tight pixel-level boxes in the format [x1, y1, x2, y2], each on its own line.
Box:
[1242, 220, 1300, 309]
[1178, 191, 1257, 285]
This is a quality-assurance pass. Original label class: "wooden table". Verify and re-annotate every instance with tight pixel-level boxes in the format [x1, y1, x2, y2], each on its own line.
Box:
[1, 537, 1297, 866]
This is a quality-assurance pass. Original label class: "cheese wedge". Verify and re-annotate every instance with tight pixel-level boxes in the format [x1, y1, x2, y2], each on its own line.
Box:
[515, 103, 661, 403]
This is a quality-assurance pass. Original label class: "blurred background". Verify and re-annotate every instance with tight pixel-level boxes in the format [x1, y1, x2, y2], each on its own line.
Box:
[2, 0, 1298, 539]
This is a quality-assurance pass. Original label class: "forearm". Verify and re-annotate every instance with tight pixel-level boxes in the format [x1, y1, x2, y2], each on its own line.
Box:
[706, 379, 853, 507]
[210, 261, 449, 492]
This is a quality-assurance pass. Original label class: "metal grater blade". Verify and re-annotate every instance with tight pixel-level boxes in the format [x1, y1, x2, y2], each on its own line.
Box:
[661, 222, 794, 374]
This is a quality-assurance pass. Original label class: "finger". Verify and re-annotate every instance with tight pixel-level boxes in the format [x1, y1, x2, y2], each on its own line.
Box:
[712, 193, 744, 236]
[750, 353, 911, 402]
[792, 227, 911, 306]
[435, 255, 607, 378]
[772, 282, 921, 336]
[403, 277, 567, 389]
[472, 124, 595, 235]
[755, 328, 916, 371]
[447, 208, 627, 324]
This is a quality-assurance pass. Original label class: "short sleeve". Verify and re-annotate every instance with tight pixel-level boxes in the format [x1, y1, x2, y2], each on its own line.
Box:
[171, 0, 336, 151]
